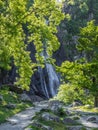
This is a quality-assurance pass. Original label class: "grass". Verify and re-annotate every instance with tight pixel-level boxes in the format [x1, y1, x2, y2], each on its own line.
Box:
[0, 87, 32, 124]
[71, 105, 98, 114]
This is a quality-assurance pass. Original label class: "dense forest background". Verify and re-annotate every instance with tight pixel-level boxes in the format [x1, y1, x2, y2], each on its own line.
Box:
[0, 0, 98, 107]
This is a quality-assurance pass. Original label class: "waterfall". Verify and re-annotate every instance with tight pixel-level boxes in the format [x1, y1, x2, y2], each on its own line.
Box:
[38, 66, 50, 99]
[37, 63, 60, 98]
[29, 49, 60, 99]
[37, 49, 60, 98]
[45, 63, 60, 97]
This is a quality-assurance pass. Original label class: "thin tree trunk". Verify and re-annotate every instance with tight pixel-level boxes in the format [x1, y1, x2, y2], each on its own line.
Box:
[94, 95, 98, 107]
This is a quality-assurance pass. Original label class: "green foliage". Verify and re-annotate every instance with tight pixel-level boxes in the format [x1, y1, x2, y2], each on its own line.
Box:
[31, 115, 67, 130]
[28, 0, 65, 62]
[72, 105, 98, 114]
[56, 83, 94, 105]
[0, 87, 32, 123]
[56, 107, 66, 117]
[58, 0, 98, 61]
[77, 21, 98, 96]
[57, 21, 98, 106]
[0, 0, 64, 90]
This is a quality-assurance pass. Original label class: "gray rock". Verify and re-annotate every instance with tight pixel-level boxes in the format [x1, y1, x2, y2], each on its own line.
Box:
[48, 100, 63, 113]
[29, 95, 44, 102]
[8, 120, 17, 125]
[5, 103, 16, 109]
[48, 100, 62, 108]
[41, 112, 60, 122]
[63, 117, 78, 125]
[20, 93, 31, 102]
[64, 109, 76, 116]
[66, 126, 86, 130]
[87, 116, 97, 122]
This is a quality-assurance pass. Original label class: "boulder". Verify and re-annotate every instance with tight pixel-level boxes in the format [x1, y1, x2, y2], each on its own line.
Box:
[48, 100, 63, 113]
[63, 117, 78, 125]
[41, 112, 61, 122]
[63, 109, 76, 116]
[28, 95, 44, 102]
[48, 100, 62, 108]
[20, 93, 31, 102]
[87, 116, 97, 122]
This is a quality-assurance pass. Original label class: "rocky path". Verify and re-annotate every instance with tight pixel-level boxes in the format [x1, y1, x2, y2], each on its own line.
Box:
[0, 101, 98, 130]
[0, 106, 43, 130]
[65, 107, 98, 129]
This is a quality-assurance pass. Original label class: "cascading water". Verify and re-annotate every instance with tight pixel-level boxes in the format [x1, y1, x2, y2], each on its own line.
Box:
[38, 66, 50, 99]
[45, 63, 60, 97]
[30, 42, 60, 99]
[37, 48, 60, 98]
[37, 62, 60, 99]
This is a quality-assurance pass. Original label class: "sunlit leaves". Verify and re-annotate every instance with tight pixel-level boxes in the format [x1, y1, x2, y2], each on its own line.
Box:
[0, 0, 64, 90]
[58, 21, 98, 105]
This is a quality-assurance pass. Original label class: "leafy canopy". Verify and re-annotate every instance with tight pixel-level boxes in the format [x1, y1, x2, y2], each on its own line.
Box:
[0, 0, 64, 90]
[57, 21, 98, 105]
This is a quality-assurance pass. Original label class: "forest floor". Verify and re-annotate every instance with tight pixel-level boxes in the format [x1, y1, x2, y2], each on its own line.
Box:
[0, 101, 98, 130]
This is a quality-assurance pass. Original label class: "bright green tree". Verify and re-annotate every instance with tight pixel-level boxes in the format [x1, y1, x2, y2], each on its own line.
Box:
[0, 0, 64, 90]
[77, 21, 98, 107]
[57, 21, 98, 107]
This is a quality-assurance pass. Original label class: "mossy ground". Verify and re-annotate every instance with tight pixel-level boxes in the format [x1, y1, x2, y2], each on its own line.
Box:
[28, 104, 98, 130]
[29, 119, 66, 130]
[28, 109, 80, 130]
[71, 105, 98, 114]
[0, 87, 32, 124]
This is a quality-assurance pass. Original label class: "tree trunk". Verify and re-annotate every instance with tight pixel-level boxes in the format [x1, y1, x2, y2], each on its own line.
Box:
[94, 95, 98, 107]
